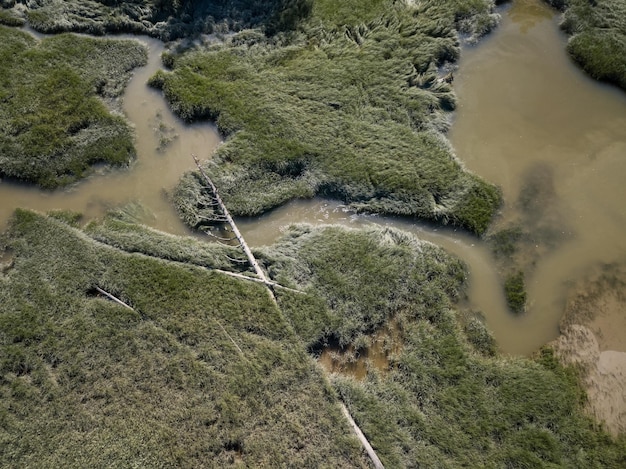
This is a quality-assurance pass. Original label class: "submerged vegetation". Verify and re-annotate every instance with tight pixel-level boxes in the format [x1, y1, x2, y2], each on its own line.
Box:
[3, 212, 624, 466]
[546, 0, 626, 90]
[0, 26, 146, 187]
[152, 0, 502, 235]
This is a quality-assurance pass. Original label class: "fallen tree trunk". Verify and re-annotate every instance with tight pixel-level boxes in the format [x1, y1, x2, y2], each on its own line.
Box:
[192, 155, 272, 288]
[340, 403, 385, 469]
[211, 269, 304, 294]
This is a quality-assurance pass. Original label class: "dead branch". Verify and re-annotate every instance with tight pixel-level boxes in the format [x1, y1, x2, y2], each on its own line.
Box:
[94, 286, 134, 311]
[211, 269, 305, 295]
[215, 319, 244, 356]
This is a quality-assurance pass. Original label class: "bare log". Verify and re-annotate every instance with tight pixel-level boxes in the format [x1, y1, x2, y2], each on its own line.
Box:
[212, 269, 305, 295]
[94, 286, 134, 311]
[340, 403, 385, 469]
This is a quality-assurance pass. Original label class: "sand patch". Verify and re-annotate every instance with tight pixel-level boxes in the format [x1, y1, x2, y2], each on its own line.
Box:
[552, 262, 626, 436]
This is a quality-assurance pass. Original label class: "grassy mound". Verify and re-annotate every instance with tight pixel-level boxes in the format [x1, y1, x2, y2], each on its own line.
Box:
[0, 210, 369, 467]
[152, 0, 502, 235]
[546, 0, 626, 90]
[260, 224, 626, 467]
[0, 26, 147, 188]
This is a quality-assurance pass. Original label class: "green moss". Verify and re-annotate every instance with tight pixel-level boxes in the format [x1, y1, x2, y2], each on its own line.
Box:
[0, 27, 146, 188]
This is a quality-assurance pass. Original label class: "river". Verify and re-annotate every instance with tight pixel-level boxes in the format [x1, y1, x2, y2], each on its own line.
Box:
[1, 0, 624, 356]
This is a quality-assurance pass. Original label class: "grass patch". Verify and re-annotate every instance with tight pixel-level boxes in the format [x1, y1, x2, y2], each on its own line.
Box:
[260, 223, 625, 467]
[548, 0, 626, 90]
[261, 224, 466, 347]
[152, 0, 502, 235]
[0, 209, 369, 467]
[0, 26, 146, 188]
[0, 7, 24, 26]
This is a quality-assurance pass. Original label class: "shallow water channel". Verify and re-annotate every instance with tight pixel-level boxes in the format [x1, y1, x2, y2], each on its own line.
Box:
[1, 0, 624, 357]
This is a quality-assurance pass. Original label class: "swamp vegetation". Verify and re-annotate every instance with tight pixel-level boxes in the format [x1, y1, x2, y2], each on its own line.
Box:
[545, 0, 626, 90]
[1, 211, 625, 466]
[1, 0, 626, 466]
[153, 0, 503, 235]
[0, 26, 146, 187]
[0, 0, 314, 40]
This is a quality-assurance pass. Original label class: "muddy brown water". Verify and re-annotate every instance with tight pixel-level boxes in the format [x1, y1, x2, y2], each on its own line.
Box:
[1, 0, 625, 357]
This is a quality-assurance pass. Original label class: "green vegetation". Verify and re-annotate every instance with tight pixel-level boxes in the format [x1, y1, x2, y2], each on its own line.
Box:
[0, 26, 147, 188]
[0, 210, 369, 467]
[546, 0, 626, 90]
[151, 0, 502, 235]
[2, 0, 313, 40]
[260, 224, 625, 467]
[1, 212, 624, 466]
[261, 224, 467, 348]
[0, 7, 24, 26]
[504, 269, 527, 313]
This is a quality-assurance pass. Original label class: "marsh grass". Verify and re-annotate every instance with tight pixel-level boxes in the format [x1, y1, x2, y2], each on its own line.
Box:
[504, 270, 527, 313]
[0, 7, 24, 26]
[0, 209, 370, 467]
[2, 212, 624, 466]
[154, 0, 502, 235]
[550, 0, 626, 90]
[260, 223, 626, 467]
[4, 0, 313, 40]
[0, 26, 147, 188]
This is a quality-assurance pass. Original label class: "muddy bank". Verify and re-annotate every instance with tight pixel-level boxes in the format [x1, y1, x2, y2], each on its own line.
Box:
[552, 262, 626, 436]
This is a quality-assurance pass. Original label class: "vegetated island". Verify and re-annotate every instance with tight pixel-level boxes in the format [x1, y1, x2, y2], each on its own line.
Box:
[1, 209, 625, 466]
[0, 25, 147, 187]
[149, 0, 503, 235]
[544, 0, 626, 90]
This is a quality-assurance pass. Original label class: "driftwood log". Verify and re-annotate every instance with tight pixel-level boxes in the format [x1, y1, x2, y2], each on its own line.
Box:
[192, 155, 274, 300]
[192, 155, 384, 468]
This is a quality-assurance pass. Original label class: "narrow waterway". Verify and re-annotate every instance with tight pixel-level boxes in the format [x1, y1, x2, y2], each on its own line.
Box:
[1, 0, 624, 356]
[0, 35, 221, 235]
